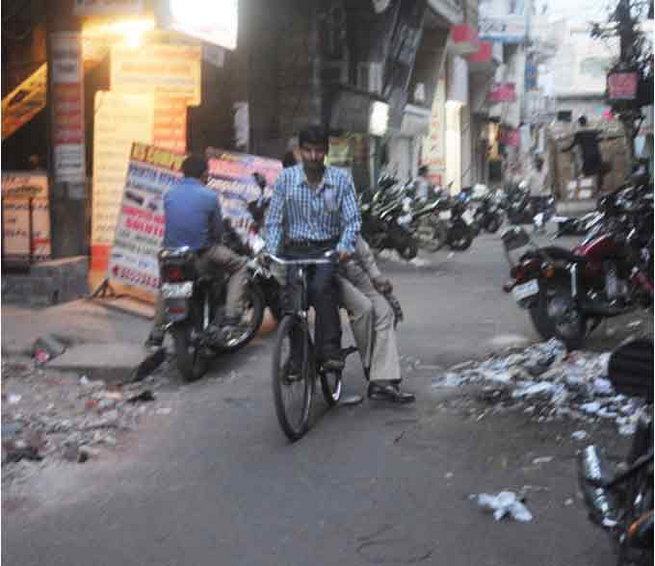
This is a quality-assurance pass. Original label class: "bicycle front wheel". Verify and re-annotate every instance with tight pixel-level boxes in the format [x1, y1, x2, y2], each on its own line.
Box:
[272, 315, 314, 441]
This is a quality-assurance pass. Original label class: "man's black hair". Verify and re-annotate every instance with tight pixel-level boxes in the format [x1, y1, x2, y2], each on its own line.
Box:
[298, 125, 329, 149]
[578, 115, 588, 127]
[418, 165, 428, 176]
[282, 150, 297, 168]
[182, 154, 208, 179]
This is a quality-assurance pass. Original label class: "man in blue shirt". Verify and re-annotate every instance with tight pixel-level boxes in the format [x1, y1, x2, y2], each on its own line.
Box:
[147, 155, 248, 347]
[265, 125, 361, 370]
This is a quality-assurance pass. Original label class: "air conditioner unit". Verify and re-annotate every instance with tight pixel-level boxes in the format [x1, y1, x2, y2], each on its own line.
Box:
[357, 62, 383, 94]
[321, 61, 348, 85]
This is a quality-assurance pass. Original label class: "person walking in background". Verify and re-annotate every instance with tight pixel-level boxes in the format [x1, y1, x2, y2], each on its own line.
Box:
[561, 115, 614, 195]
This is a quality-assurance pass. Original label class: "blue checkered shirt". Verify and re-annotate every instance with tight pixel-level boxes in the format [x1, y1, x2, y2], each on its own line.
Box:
[265, 165, 361, 254]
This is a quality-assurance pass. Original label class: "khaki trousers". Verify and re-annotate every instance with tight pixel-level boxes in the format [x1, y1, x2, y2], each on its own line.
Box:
[337, 274, 400, 384]
[153, 244, 248, 329]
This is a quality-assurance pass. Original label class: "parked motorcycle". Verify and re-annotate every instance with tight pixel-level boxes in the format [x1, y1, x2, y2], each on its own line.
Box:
[552, 210, 604, 238]
[472, 192, 504, 234]
[360, 176, 419, 260]
[410, 198, 445, 252]
[158, 248, 266, 382]
[501, 183, 653, 350]
[505, 182, 555, 230]
[578, 338, 653, 566]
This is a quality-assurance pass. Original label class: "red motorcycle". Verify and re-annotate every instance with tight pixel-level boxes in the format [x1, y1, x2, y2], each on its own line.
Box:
[502, 184, 653, 350]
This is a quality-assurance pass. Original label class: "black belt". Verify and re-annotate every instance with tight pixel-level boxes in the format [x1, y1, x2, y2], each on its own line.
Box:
[286, 238, 338, 249]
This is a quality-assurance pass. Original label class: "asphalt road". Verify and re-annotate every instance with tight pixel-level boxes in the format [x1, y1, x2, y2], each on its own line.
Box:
[3, 230, 643, 566]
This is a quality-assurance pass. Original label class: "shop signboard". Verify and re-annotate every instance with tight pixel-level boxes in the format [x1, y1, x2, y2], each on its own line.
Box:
[153, 92, 188, 152]
[1, 172, 51, 259]
[2, 64, 47, 140]
[422, 77, 446, 184]
[206, 149, 282, 250]
[108, 143, 185, 292]
[50, 32, 86, 190]
[91, 91, 154, 270]
[74, 0, 143, 15]
[607, 71, 638, 102]
[500, 128, 520, 148]
[111, 44, 202, 106]
[158, 0, 238, 50]
[478, 0, 526, 43]
[488, 82, 516, 102]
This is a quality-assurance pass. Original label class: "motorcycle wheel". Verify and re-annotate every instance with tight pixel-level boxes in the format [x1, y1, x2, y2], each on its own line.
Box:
[529, 276, 587, 350]
[398, 239, 418, 260]
[172, 323, 209, 382]
[433, 220, 449, 251]
[416, 219, 442, 253]
[616, 421, 653, 566]
[484, 214, 501, 233]
[215, 284, 266, 354]
[448, 222, 474, 251]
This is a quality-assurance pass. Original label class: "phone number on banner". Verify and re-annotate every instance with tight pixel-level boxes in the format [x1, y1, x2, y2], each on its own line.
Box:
[111, 265, 160, 291]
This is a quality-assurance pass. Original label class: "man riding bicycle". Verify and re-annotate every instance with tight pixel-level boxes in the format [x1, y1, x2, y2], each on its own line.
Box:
[265, 125, 360, 371]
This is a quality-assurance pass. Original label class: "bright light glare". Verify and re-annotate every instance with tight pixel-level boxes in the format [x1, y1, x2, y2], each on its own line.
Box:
[82, 18, 155, 49]
[82, 18, 155, 37]
[169, 0, 238, 50]
[369, 101, 389, 137]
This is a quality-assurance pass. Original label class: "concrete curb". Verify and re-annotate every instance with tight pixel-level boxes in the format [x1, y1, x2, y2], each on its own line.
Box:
[42, 343, 167, 384]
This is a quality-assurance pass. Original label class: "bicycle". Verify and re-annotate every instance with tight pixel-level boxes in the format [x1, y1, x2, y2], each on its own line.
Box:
[266, 251, 357, 441]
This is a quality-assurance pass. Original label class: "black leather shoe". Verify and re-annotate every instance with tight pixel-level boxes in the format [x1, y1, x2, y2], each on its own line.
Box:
[367, 382, 415, 404]
[145, 332, 164, 348]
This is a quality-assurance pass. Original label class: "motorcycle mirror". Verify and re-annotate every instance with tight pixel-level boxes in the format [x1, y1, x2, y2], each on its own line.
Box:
[252, 172, 267, 190]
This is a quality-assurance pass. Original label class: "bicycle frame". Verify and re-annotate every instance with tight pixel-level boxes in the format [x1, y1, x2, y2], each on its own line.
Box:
[266, 253, 336, 318]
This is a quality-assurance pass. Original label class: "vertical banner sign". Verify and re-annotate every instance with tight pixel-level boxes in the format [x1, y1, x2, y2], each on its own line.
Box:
[108, 143, 184, 292]
[1, 172, 51, 259]
[50, 32, 86, 194]
[91, 91, 154, 270]
[153, 92, 188, 152]
[422, 77, 446, 184]
[206, 149, 282, 249]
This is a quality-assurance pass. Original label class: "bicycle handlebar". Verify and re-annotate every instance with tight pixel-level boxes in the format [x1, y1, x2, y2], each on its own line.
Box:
[264, 251, 337, 266]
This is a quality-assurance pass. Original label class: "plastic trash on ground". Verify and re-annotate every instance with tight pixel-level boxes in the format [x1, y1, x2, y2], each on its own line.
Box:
[476, 491, 534, 522]
[436, 337, 646, 434]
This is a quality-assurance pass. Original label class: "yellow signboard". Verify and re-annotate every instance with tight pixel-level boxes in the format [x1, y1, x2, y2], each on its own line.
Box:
[1, 64, 47, 140]
[110, 44, 201, 105]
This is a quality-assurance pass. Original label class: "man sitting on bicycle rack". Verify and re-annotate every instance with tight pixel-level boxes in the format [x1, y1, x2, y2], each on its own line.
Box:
[338, 235, 415, 403]
[265, 125, 360, 372]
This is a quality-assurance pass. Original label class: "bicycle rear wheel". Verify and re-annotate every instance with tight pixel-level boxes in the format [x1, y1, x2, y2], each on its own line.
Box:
[272, 315, 314, 441]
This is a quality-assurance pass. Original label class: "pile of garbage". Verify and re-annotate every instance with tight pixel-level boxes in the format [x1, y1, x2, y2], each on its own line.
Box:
[434, 338, 648, 436]
[1, 360, 174, 470]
